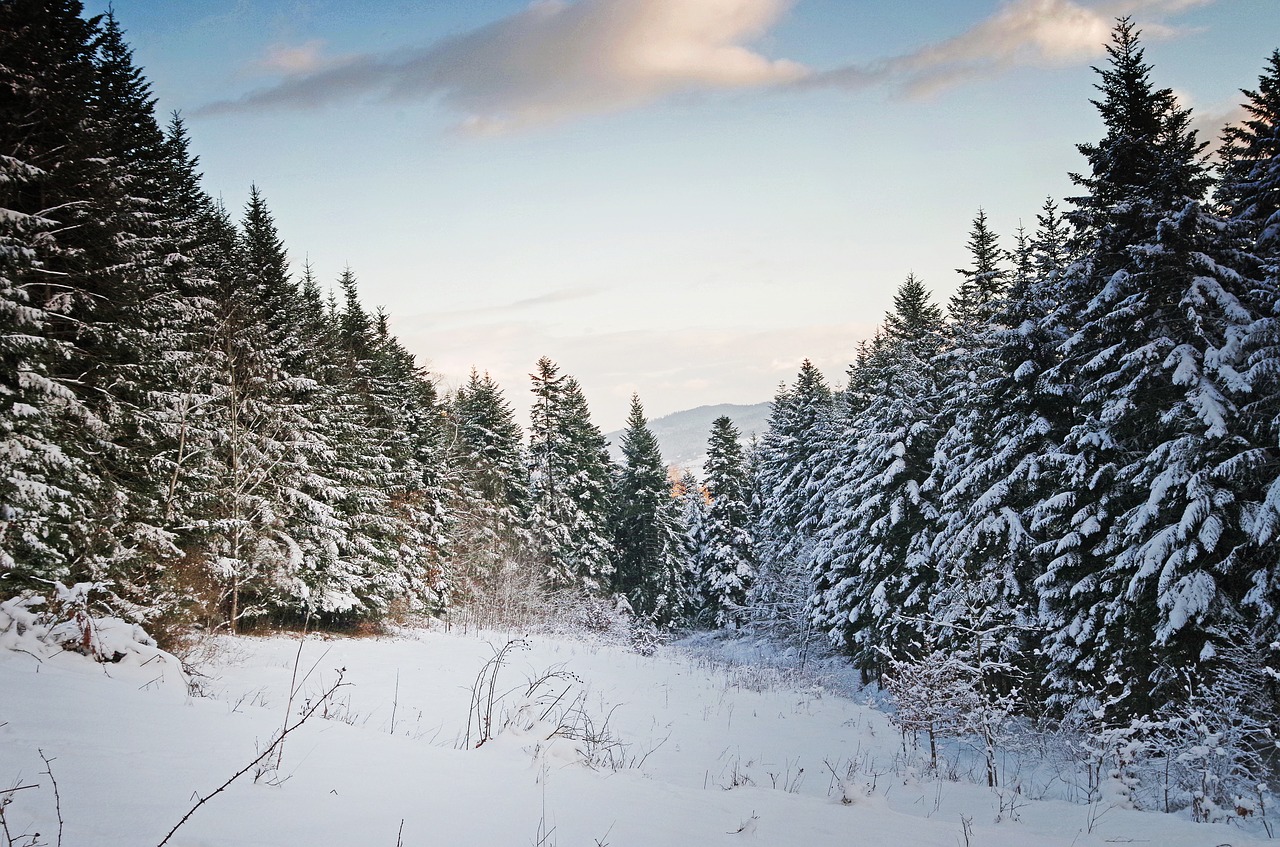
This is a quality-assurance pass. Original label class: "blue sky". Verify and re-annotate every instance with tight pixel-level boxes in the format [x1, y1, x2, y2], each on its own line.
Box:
[87, 0, 1280, 430]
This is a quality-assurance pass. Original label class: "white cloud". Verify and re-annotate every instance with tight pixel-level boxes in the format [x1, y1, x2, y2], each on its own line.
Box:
[203, 0, 1219, 129]
[811, 0, 1217, 98]
[203, 0, 806, 131]
[253, 40, 337, 76]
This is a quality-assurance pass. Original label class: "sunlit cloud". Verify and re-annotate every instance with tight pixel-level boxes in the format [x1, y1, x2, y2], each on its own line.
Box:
[200, 0, 1219, 131]
[808, 0, 1216, 98]
[252, 40, 342, 76]
[199, 0, 806, 132]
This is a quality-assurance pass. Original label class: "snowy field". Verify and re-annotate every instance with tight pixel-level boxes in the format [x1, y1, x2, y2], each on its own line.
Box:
[0, 621, 1270, 847]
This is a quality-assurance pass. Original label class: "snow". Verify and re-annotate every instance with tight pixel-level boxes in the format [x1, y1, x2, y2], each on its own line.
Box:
[1, 622, 1272, 846]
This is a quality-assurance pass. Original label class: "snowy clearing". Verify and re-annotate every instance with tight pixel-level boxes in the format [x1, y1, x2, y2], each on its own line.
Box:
[0, 624, 1269, 846]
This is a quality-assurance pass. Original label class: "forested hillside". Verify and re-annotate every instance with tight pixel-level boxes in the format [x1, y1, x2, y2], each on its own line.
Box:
[3, 1, 1280, 820]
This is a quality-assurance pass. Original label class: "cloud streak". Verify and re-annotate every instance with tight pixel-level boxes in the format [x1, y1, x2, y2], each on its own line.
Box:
[199, 0, 805, 132]
[199, 0, 1216, 129]
[809, 0, 1215, 98]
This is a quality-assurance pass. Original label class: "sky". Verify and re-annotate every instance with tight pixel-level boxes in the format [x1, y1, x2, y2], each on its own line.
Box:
[85, 0, 1280, 431]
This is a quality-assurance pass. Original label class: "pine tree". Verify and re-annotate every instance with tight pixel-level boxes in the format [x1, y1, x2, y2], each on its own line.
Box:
[446, 368, 530, 598]
[611, 395, 689, 625]
[1218, 52, 1280, 665]
[527, 357, 614, 591]
[1035, 19, 1256, 716]
[925, 204, 1075, 691]
[949, 209, 1009, 327]
[811, 275, 946, 674]
[697, 416, 756, 628]
[750, 360, 835, 635]
[1218, 50, 1280, 259]
[0, 0, 103, 589]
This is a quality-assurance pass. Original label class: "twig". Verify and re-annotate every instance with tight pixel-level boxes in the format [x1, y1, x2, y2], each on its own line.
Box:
[38, 751, 62, 847]
[395, 819, 405, 847]
[156, 668, 346, 847]
[391, 670, 399, 736]
[275, 612, 312, 773]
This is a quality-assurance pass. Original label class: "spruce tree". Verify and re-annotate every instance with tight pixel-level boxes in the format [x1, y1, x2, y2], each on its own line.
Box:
[751, 360, 835, 635]
[1035, 19, 1256, 716]
[447, 368, 530, 598]
[949, 209, 1009, 327]
[811, 275, 945, 674]
[611, 395, 689, 625]
[0, 0, 102, 588]
[527, 357, 614, 591]
[1219, 52, 1280, 661]
[697, 416, 756, 628]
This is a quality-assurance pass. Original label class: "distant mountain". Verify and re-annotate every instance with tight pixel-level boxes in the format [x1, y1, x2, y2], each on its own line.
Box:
[606, 402, 772, 473]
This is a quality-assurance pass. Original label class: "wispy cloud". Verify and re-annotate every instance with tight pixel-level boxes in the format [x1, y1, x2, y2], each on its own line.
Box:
[200, 0, 1217, 129]
[809, 0, 1215, 98]
[251, 39, 343, 76]
[199, 0, 806, 132]
[430, 286, 605, 319]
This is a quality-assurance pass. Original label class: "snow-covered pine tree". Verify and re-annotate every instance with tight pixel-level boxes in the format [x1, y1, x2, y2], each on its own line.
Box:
[527, 357, 614, 592]
[446, 368, 530, 600]
[675, 468, 707, 609]
[925, 204, 1075, 697]
[1034, 19, 1257, 717]
[0, 0, 104, 591]
[948, 209, 1009, 328]
[1217, 51, 1280, 668]
[811, 274, 945, 676]
[697, 416, 756, 629]
[1219, 50, 1280, 261]
[750, 360, 835, 636]
[611, 395, 689, 625]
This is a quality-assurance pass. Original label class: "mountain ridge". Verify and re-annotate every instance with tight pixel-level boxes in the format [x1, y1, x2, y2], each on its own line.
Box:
[605, 401, 772, 472]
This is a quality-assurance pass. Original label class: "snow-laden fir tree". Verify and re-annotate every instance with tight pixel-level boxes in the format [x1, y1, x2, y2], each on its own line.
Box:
[1033, 19, 1257, 716]
[696, 416, 757, 629]
[446, 368, 531, 599]
[810, 274, 945, 676]
[750, 360, 835, 636]
[527, 357, 614, 592]
[611, 395, 690, 626]
[1217, 51, 1280, 663]
[925, 202, 1074, 697]
[0, 0, 104, 589]
[675, 468, 708, 607]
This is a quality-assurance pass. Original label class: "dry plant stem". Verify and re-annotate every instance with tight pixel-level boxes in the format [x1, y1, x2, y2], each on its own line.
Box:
[37, 752, 61, 847]
[275, 612, 311, 772]
[156, 670, 346, 847]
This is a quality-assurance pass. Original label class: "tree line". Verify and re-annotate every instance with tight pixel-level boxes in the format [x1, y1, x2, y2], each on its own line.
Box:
[4, 5, 1280, 735]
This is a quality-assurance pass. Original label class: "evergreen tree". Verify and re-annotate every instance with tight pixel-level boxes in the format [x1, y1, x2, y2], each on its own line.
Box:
[611, 395, 689, 625]
[527, 357, 614, 591]
[1218, 52, 1280, 664]
[949, 209, 1009, 327]
[1035, 19, 1256, 716]
[811, 275, 946, 674]
[0, 0, 102, 588]
[1218, 50, 1280, 259]
[697, 416, 756, 628]
[925, 204, 1074, 691]
[750, 361, 835, 635]
[446, 368, 530, 598]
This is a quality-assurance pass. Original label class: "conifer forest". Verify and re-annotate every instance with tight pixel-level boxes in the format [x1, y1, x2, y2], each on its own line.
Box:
[5, 0, 1280, 826]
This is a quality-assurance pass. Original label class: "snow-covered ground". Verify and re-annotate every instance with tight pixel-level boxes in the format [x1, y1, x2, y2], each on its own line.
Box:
[0, 621, 1270, 846]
